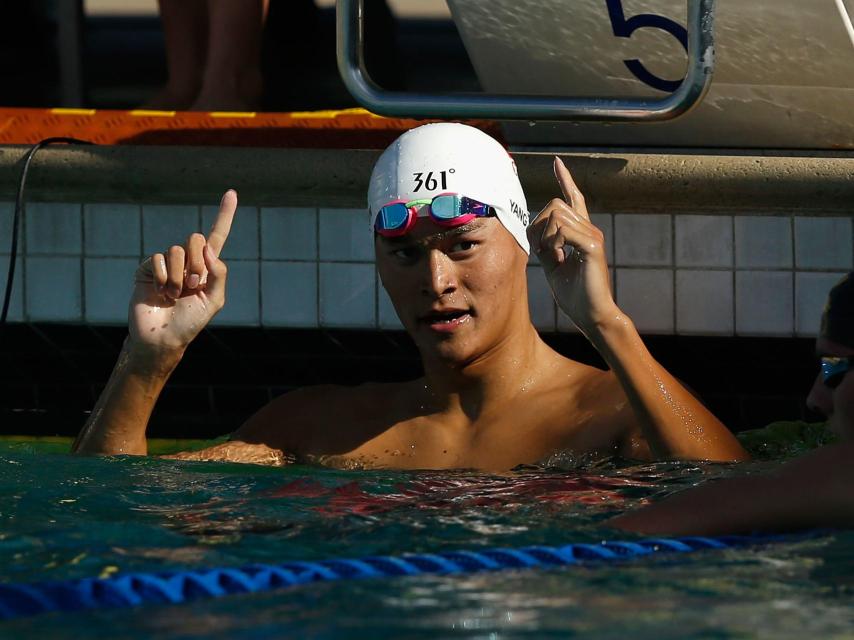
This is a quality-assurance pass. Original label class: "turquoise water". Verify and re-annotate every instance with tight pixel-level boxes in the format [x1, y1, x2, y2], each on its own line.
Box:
[1, 440, 852, 638]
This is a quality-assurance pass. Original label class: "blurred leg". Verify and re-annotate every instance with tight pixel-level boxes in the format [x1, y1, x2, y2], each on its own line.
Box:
[191, 0, 268, 111]
[144, 0, 208, 110]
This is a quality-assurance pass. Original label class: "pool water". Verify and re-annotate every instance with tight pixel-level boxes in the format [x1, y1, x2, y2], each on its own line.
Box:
[1, 438, 852, 638]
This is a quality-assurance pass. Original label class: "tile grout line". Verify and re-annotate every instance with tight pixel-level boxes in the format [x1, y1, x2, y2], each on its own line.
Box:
[257, 206, 264, 327]
[79, 203, 85, 323]
[315, 207, 321, 329]
[20, 198, 28, 322]
[790, 214, 797, 335]
[612, 213, 619, 331]
[253, 206, 261, 327]
[847, 214, 854, 270]
[138, 203, 144, 262]
[670, 213, 676, 335]
[731, 214, 737, 337]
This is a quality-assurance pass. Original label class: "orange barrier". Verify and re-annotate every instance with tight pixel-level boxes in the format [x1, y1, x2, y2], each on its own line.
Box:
[0, 107, 502, 148]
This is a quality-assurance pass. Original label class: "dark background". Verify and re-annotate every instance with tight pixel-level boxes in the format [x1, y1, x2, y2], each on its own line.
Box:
[0, 324, 822, 439]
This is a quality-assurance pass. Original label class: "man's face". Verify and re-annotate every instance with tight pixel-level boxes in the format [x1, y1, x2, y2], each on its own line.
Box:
[807, 336, 854, 440]
[375, 216, 530, 366]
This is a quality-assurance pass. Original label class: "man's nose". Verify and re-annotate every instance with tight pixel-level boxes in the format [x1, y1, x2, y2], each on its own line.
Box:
[806, 370, 832, 419]
[421, 250, 457, 298]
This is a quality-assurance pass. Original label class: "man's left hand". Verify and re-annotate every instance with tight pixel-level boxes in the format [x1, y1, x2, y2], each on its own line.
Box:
[526, 157, 619, 336]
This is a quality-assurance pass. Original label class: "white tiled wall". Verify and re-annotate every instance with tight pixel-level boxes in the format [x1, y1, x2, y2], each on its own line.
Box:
[84, 204, 141, 257]
[735, 271, 793, 336]
[202, 204, 259, 260]
[261, 207, 316, 261]
[319, 208, 373, 262]
[210, 261, 260, 326]
[589, 213, 614, 264]
[376, 272, 404, 330]
[675, 270, 733, 335]
[675, 216, 733, 268]
[83, 257, 137, 324]
[26, 203, 82, 255]
[794, 217, 853, 270]
[734, 217, 792, 269]
[319, 262, 375, 327]
[615, 214, 672, 266]
[795, 272, 849, 336]
[142, 205, 200, 256]
[526, 266, 556, 332]
[616, 268, 674, 334]
[261, 261, 318, 327]
[5, 202, 852, 337]
[26, 256, 82, 321]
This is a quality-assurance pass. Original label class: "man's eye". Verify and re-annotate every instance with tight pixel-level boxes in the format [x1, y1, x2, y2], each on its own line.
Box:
[450, 241, 477, 253]
[391, 247, 419, 261]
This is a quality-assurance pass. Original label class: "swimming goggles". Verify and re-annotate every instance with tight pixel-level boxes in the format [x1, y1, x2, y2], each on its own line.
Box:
[373, 193, 493, 237]
[821, 356, 853, 389]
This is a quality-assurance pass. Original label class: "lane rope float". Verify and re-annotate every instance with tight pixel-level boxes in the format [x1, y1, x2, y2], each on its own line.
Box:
[0, 533, 798, 619]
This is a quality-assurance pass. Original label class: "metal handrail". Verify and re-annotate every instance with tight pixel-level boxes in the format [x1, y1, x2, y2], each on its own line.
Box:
[336, 0, 715, 122]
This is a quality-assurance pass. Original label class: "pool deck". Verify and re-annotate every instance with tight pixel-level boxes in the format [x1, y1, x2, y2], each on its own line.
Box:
[1, 106, 851, 213]
[1, 136, 852, 214]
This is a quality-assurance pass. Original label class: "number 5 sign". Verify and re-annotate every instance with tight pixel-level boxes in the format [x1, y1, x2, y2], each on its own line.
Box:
[606, 0, 688, 92]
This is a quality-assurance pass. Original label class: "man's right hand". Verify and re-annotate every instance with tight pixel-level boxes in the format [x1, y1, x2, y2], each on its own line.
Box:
[128, 189, 236, 353]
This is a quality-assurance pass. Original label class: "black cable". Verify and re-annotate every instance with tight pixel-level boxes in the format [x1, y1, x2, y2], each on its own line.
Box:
[1, 137, 93, 326]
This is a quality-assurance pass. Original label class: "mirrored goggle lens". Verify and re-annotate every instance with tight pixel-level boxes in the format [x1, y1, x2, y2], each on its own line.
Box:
[429, 195, 463, 220]
[375, 203, 410, 230]
[821, 357, 851, 389]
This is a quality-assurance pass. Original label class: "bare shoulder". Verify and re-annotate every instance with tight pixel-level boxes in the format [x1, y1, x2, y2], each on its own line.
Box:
[232, 380, 414, 453]
[544, 354, 643, 453]
[547, 353, 619, 404]
[580, 366, 651, 458]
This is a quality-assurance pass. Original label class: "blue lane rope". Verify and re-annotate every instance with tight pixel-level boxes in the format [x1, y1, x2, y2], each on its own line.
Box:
[0, 534, 789, 619]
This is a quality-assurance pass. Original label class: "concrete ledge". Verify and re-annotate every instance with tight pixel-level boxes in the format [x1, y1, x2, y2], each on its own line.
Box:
[0, 144, 852, 214]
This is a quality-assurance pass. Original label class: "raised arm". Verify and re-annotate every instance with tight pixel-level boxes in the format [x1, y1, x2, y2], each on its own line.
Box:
[528, 158, 747, 462]
[72, 191, 236, 456]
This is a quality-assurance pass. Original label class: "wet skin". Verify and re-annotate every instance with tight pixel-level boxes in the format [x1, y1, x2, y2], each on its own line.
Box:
[228, 216, 646, 469]
[74, 161, 748, 469]
[611, 333, 854, 534]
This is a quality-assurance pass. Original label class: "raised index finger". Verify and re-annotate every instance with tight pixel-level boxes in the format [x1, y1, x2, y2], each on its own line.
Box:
[207, 189, 237, 257]
[553, 157, 590, 220]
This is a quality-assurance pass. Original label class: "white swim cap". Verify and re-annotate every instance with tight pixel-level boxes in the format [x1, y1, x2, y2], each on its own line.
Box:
[368, 123, 530, 254]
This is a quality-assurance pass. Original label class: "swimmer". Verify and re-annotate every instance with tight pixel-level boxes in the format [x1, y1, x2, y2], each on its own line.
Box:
[611, 272, 854, 534]
[73, 123, 747, 470]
